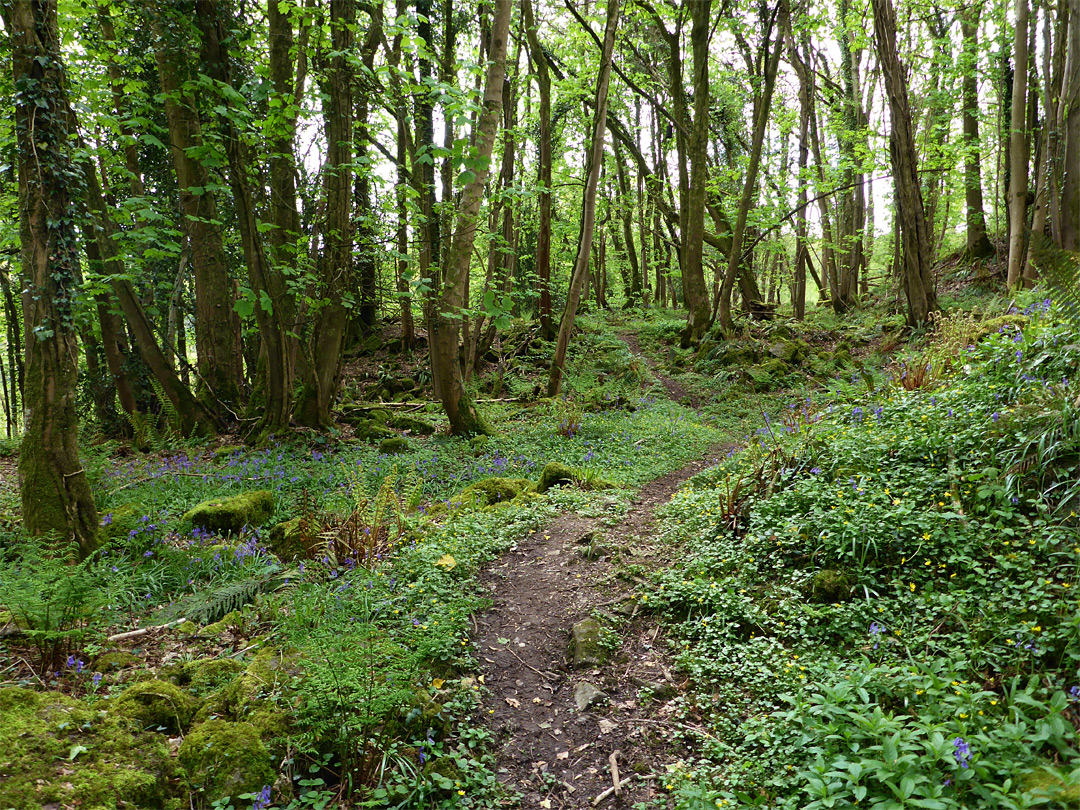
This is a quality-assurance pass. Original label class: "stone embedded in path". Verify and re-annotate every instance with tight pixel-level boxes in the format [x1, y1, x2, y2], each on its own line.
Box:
[570, 618, 606, 669]
[573, 681, 605, 711]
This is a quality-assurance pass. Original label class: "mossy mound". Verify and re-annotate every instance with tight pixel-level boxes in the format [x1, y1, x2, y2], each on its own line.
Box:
[178, 719, 275, 803]
[538, 461, 580, 492]
[90, 651, 141, 673]
[109, 678, 201, 733]
[1022, 765, 1080, 805]
[459, 477, 535, 506]
[339, 405, 392, 427]
[352, 419, 396, 444]
[0, 686, 177, 810]
[211, 445, 245, 463]
[971, 314, 1029, 344]
[267, 516, 308, 561]
[99, 502, 148, 546]
[388, 413, 436, 435]
[183, 490, 275, 535]
[379, 436, 411, 455]
[169, 658, 245, 697]
[197, 647, 296, 752]
[802, 569, 856, 603]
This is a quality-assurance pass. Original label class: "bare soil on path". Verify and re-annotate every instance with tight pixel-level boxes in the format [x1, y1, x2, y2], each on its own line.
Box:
[475, 333, 729, 808]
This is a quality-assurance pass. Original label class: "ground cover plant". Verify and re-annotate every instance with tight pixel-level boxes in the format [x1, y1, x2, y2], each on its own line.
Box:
[640, 295, 1080, 809]
[0, 325, 732, 810]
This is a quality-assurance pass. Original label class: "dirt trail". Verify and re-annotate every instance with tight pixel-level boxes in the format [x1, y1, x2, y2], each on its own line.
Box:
[619, 331, 697, 408]
[475, 333, 725, 807]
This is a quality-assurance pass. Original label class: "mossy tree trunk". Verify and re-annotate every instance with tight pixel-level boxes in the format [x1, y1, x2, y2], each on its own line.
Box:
[7, 0, 99, 557]
[431, 0, 512, 435]
[547, 0, 620, 397]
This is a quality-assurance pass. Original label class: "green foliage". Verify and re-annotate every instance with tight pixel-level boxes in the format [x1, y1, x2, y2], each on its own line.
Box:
[0, 540, 105, 672]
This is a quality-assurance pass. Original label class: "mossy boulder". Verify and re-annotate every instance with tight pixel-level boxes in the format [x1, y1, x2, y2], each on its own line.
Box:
[353, 419, 396, 444]
[971, 314, 1029, 344]
[570, 618, 607, 669]
[90, 650, 141, 673]
[379, 437, 411, 455]
[388, 413, 435, 435]
[0, 687, 177, 810]
[538, 462, 581, 493]
[212, 445, 245, 463]
[1022, 765, 1080, 805]
[267, 517, 308, 561]
[458, 477, 535, 507]
[183, 490, 275, 535]
[802, 569, 856, 603]
[179, 719, 275, 803]
[99, 502, 148, 545]
[171, 658, 246, 697]
[110, 678, 201, 733]
[197, 647, 296, 752]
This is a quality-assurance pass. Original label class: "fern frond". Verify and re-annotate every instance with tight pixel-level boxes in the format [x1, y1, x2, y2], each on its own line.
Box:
[1031, 236, 1080, 329]
[155, 567, 288, 625]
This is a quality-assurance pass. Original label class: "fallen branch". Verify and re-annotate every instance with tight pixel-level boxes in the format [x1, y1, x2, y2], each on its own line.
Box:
[593, 772, 648, 806]
[608, 750, 622, 797]
[107, 617, 188, 643]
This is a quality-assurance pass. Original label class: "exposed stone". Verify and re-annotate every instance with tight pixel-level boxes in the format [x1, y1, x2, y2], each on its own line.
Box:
[178, 719, 275, 803]
[183, 490, 275, 535]
[379, 437, 411, 455]
[570, 618, 606, 669]
[109, 679, 201, 733]
[573, 681, 606, 711]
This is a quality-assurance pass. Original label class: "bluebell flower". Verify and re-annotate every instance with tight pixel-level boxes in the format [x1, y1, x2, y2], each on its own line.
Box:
[953, 737, 971, 768]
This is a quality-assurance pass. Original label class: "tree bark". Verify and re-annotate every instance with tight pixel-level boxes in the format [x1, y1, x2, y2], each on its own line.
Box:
[959, 7, 996, 259]
[718, 1, 786, 334]
[1007, 0, 1031, 287]
[150, 3, 244, 408]
[7, 0, 99, 556]
[1060, 0, 1080, 250]
[431, 0, 513, 434]
[548, 0, 620, 396]
[871, 0, 938, 326]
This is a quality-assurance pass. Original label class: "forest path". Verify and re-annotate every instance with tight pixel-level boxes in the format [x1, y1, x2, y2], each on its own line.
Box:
[474, 333, 726, 808]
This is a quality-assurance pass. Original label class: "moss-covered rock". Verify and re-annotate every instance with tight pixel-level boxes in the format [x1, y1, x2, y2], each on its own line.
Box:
[90, 651, 141, 673]
[802, 569, 856, 603]
[971, 314, 1029, 344]
[267, 516, 308, 561]
[0, 687, 177, 810]
[197, 647, 296, 752]
[388, 413, 435, 435]
[212, 445, 245, 463]
[570, 618, 607, 669]
[179, 719, 275, 803]
[99, 502, 148, 546]
[1022, 764, 1080, 805]
[537, 462, 581, 493]
[110, 678, 201, 733]
[352, 419, 396, 444]
[379, 437, 411, 455]
[171, 658, 246, 697]
[183, 491, 275, 535]
[458, 477, 535, 506]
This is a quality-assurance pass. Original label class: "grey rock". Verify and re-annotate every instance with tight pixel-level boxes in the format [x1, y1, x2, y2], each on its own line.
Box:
[570, 618, 606, 668]
[573, 681, 605, 711]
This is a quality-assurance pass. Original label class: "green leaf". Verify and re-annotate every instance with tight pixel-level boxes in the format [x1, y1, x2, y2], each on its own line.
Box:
[68, 744, 88, 760]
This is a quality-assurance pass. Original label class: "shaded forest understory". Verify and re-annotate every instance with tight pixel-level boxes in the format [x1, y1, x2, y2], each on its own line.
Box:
[2, 0, 1080, 807]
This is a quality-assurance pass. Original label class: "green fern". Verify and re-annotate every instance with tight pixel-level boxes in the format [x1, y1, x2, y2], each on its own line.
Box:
[154, 566, 290, 626]
[1031, 236, 1080, 329]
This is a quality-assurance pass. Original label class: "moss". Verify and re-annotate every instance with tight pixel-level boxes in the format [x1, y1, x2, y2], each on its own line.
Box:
[537, 461, 580, 492]
[387, 413, 435, 434]
[1022, 765, 1080, 805]
[379, 437, 411, 455]
[183, 490, 275, 535]
[90, 651, 141, 673]
[198, 647, 296, 733]
[267, 516, 307, 561]
[802, 569, 856, 603]
[352, 419, 396, 444]
[99, 502, 148, 546]
[109, 678, 201, 733]
[172, 658, 245, 697]
[458, 477, 534, 506]
[0, 686, 177, 810]
[972, 314, 1029, 343]
[178, 719, 275, 803]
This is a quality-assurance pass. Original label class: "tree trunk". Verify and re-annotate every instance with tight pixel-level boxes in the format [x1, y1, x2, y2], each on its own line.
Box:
[294, 0, 358, 427]
[680, 0, 713, 345]
[522, 0, 555, 339]
[431, 0, 513, 435]
[548, 0, 620, 396]
[718, 2, 786, 334]
[1007, 0, 1031, 288]
[1060, 0, 1080, 249]
[7, 0, 99, 557]
[871, 0, 938, 326]
[195, 0, 294, 438]
[151, 4, 243, 408]
[960, 6, 996, 259]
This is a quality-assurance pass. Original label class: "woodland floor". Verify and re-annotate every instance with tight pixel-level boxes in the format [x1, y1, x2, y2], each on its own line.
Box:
[476, 340, 731, 808]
